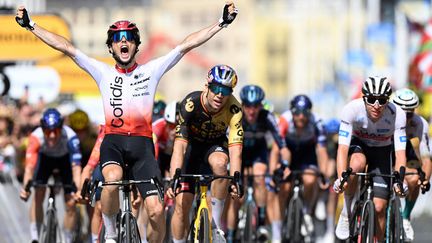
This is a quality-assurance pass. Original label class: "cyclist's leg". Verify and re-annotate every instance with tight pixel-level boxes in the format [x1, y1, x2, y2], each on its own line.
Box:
[335, 143, 366, 239]
[226, 194, 241, 241]
[368, 145, 392, 241]
[30, 187, 46, 240]
[171, 191, 194, 242]
[100, 134, 125, 240]
[91, 201, 102, 243]
[137, 202, 149, 242]
[30, 154, 52, 241]
[253, 162, 267, 227]
[208, 149, 229, 230]
[403, 140, 421, 223]
[58, 153, 77, 243]
[129, 137, 164, 242]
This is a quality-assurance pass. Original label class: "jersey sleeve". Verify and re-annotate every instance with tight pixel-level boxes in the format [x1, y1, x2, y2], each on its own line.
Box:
[265, 111, 286, 148]
[338, 103, 354, 146]
[419, 117, 431, 157]
[72, 49, 108, 86]
[176, 95, 194, 142]
[86, 125, 105, 169]
[278, 115, 289, 138]
[25, 134, 40, 168]
[228, 103, 243, 146]
[393, 107, 407, 151]
[315, 118, 327, 146]
[148, 46, 183, 82]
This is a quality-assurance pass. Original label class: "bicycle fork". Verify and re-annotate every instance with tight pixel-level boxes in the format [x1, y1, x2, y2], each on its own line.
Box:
[194, 185, 211, 242]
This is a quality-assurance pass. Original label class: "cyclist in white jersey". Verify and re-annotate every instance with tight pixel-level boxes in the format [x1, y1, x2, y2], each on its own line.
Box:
[333, 76, 407, 242]
[391, 88, 431, 242]
[16, 3, 238, 242]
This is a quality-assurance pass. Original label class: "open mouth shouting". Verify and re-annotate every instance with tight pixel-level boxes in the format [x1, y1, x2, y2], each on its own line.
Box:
[120, 45, 130, 60]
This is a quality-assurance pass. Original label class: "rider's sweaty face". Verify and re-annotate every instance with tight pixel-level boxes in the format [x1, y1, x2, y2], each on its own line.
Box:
[112, 36, 136, 64]
[243, 104, 260, 124]
[364, 97, 387, 121]
[207, 88, 230, 113]
[43, 128, 61, 147]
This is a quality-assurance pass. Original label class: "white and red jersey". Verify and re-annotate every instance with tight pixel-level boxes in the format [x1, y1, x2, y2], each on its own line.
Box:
[338, 98, 407, 150]
[152, 118, 173, 155]
[73, 47, 183, 137]
[26, 125, 82, 167]
[407, 114, 430, 158]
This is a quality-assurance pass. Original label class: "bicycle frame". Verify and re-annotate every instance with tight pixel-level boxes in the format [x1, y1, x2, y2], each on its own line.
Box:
[193, 184, 212, 242]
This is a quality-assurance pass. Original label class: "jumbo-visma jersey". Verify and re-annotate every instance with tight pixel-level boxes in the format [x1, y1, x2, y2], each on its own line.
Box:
[73, 47, 183, 137]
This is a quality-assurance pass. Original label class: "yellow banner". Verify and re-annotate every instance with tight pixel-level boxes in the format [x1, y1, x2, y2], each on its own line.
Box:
[0, 15, 71, 61]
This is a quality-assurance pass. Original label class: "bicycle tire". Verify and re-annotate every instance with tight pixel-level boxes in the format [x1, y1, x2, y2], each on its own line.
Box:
[360, 200, 375, 243]
[284, 197, 303, 243]
[389, 197, 403, 243]
[99, 223, 106, 243]
[241, 201, 255, 243]
[197, 208, 211, 243]
[41, 209, 57, 243]
[72, 207, 83, 243]
[349, 201, 363, 241]
[164, 205, 174, 243]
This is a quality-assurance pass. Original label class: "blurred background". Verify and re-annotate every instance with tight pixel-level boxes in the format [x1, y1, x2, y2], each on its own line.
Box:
[2, 0, 432, 241]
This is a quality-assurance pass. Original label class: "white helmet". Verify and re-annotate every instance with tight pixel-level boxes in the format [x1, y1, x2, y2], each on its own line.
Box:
[391, 88, 419, 110]
[362, 76, 392, 97]
[164, 101, 178, 124]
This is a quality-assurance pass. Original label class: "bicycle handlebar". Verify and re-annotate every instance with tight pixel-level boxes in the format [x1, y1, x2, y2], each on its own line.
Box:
[405, 167, 430, 194]
[171, 168, 242, 197]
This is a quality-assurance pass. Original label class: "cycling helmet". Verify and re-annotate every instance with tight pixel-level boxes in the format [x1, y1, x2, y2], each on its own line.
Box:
[106, 20, 141, 47]
[290, 94, 313, 111]
[362, 76, 392, 97]
[40, 108, 63, 130]
[391, 88, 420, 110]
[240, 85, 265, 106]
[68, 109, 90, 131]
[325, 118, 340, 134]
[207, 65, 238, 88]
[164, 101, 178, 124]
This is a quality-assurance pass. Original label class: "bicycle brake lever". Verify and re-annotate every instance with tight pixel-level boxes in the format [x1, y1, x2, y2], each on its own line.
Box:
[152, 177, 164, 203]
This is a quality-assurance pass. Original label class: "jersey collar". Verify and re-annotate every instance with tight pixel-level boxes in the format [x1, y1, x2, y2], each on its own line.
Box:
[115, 62, 138, 74]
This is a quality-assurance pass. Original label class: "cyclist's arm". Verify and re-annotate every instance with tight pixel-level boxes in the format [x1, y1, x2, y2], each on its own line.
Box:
[67, 134, 82, 188]
[265, 111, 289, 161]
[23, 135, 40, 187]
[177, 2, 237, 54]
[227, 101, 243, 175]
[169, 139, 188, 177]
[16, 6, 76, 57]
[420, 118, 431, 180]
[394, 106, 407, 172]
[315, 119, 329, 176]
[336, 144, 349, 178]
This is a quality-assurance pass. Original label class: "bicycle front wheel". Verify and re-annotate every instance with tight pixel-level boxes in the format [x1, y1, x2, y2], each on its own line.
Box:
[284, 197, 303, 243]
[241, 202, 255, 243]
[360, 200, 375, 243]
[197, 208, 211, 243]
[40, 209, 57, 243]
[386, 197, 403, 243]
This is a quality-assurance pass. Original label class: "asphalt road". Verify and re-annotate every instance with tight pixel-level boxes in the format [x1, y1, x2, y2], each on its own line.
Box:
[2, 177, 432, 243]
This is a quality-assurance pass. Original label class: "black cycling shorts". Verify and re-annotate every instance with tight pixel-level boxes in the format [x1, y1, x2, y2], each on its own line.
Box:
[349, 137, 393, 199]
[33, 153, 75, 194]
[179, 139, 229, 194]
[100, 134, 162, 199]
[242, 145, 269, 168]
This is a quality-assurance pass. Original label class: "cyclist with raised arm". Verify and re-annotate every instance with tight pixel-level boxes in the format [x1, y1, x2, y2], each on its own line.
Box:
[391, 88, 431, 242]
[166, 65, 244, 243]
[225, 85, 289, 242]
[20, 108, 82, 243]
[334, 76, 407, 242]
[16, 2, 238, 242]
[268, 94, 329, 242]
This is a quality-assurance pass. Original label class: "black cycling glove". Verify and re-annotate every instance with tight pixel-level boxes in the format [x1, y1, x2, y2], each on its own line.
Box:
[16, 8, 35, 30]
[218, 3, 238, 28]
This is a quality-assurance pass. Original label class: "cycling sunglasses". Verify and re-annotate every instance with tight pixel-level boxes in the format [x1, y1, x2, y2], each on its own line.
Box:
[363, 96, 388, 106]
[42, 127, 61, 136]
[209, 84, 233, 96]
[291, 108, 311, 116]
[112, 30, 135, 42]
